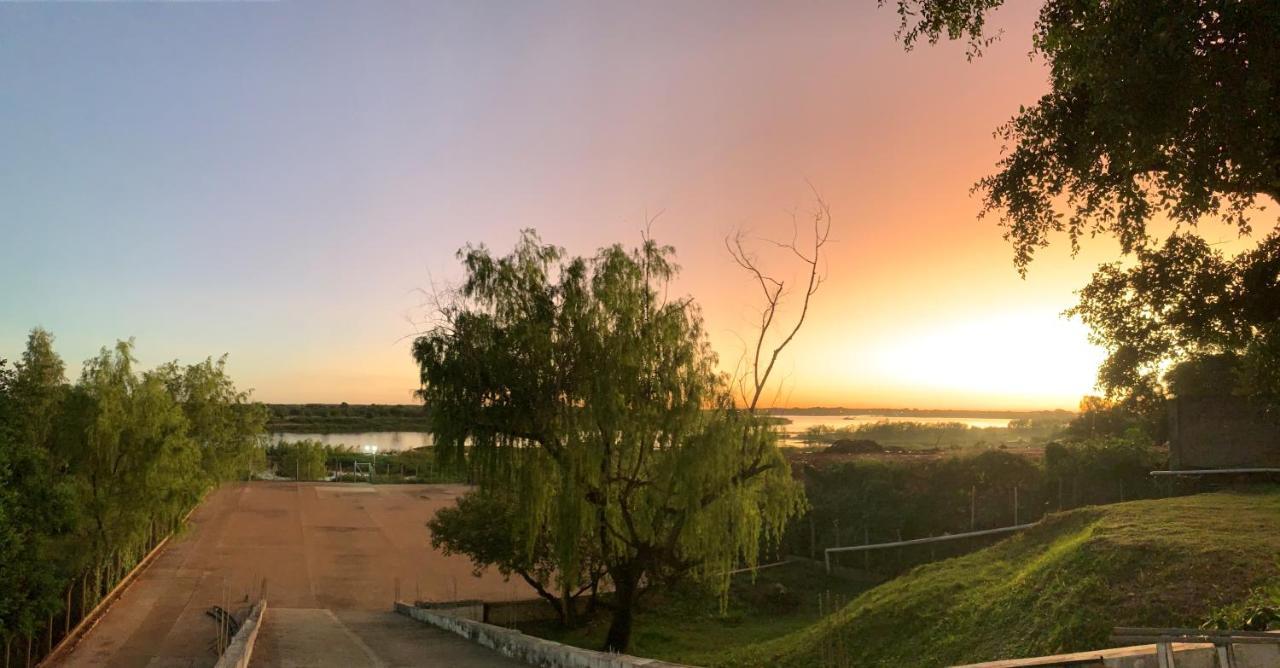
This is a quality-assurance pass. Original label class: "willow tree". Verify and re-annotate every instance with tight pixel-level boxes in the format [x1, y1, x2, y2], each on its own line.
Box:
[156, 356, 268, 482]
[69, 341, 202, 561]
[414, 226, 823, 651]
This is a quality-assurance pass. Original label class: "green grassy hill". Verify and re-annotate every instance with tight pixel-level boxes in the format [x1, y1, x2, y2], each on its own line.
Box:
[719, 488, 1280, 667]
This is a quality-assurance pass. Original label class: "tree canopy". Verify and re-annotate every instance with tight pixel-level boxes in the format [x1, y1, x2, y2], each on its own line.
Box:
[0, 329, 265, 651]
[429, 488, 603, 627]
[892, 0, 1279, 270]
[0, 331, 77, 639]
[1069, 231, 1280, 404]
[891, 0, 1280, 403]
[414, 232, 807, 650]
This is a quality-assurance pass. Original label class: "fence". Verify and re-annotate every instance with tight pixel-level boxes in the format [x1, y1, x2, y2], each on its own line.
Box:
[790, 442, 1224, 576]
[5, 507, 197, 668]
[824, 523, 1036, 573]
[807, 479, 1042, 574]
[806, 477, 1217, 575]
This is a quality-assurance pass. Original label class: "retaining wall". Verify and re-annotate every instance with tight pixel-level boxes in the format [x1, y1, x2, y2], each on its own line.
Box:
[395, 601, 692, 668]
[212, 600, 267, 668]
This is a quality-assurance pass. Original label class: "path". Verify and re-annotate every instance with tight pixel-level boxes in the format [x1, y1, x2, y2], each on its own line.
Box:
[55, 482, 533, 667]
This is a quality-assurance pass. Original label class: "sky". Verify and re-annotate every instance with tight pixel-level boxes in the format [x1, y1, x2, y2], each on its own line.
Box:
[0, 1, 1131, 410]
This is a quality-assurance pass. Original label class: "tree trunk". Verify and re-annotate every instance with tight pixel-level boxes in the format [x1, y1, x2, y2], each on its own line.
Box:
[587, 574, 599, 615]
[562, 582, 577, 627]
[517, 572, 565, 626]
[603, 571, 639, 653]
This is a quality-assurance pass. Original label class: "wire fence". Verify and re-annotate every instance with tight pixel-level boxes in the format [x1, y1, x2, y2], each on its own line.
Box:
[4, 511, 191, 668]
[804, 471, 1221, 577]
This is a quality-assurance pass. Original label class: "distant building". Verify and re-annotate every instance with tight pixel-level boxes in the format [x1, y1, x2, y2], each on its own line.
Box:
[1167, 395, 1280, 469]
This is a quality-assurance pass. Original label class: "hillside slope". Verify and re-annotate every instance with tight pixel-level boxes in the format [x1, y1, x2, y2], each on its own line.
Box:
[720, 488, 1280, 667]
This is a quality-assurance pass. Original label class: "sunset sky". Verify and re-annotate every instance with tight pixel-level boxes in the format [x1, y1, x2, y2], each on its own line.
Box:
[0, 1, 1148, 410]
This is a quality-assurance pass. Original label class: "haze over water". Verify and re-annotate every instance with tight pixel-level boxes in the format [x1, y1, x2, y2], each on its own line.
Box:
[274, 413, 1018, 452]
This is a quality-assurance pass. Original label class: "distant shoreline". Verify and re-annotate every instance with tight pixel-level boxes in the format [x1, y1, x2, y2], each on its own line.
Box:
[763, 407, 1075, 419]
[266, 403, 1074, 434]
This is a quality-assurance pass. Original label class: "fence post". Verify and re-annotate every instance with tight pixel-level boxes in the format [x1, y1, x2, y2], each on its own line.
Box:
[970, 486, 976, 530]
[1013, 486, 1019, 525]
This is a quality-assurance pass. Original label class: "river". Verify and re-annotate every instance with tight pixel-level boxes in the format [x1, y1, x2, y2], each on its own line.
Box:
[272, 414, 1013, 452]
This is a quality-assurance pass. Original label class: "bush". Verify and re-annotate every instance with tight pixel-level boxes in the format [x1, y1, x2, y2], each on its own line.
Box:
[271, 440, 329, 480]
[1043, 434, 1166, 507]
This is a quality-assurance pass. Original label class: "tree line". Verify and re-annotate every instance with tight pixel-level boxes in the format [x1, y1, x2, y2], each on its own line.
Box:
[0, 329, 264, 655]
[265, 403, 430, 433]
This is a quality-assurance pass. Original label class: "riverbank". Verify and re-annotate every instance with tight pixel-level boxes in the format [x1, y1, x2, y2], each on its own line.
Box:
[266, 403, 430, 433]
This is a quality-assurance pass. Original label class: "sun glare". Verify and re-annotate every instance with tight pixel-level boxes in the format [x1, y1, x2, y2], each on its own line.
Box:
[865, 310, 1104, 406]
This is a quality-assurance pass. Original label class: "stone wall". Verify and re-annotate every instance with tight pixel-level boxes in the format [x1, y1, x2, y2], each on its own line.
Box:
[1168, 396, 1280, 469]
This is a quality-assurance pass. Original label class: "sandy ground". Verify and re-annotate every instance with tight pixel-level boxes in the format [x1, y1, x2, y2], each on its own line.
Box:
[55, 482, 533, 668]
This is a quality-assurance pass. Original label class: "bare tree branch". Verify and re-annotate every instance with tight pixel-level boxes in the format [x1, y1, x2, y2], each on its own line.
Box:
[726, 190, 832, 413]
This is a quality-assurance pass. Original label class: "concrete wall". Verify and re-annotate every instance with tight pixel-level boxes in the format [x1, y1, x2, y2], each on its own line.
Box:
[396, 601, 693, 668]
[1169, 396, 1280, 469]
[414, 598, 561, 625]
[213, 600, 267, 668]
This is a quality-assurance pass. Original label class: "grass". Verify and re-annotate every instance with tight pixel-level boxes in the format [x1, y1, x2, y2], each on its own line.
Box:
[517, 560, 877, 666]
[717, 487, 1280, 667]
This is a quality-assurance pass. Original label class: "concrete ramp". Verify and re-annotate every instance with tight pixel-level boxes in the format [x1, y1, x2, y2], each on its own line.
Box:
[249, 608, 525, 667]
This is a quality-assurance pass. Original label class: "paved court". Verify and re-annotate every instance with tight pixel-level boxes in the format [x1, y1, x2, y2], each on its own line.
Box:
[55, 482, 532, 667]
[249, 608, 524, 667]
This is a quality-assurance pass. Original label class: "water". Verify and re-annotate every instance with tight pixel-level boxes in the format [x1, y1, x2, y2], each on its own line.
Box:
[272, 431, 433, 453]
[775, 414, 1012, 446]
[274, 413, 1013, 452]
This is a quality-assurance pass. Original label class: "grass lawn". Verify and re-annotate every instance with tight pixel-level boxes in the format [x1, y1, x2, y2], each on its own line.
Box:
[719, 487, 1280, 667]
[517, 559, 876, 666]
